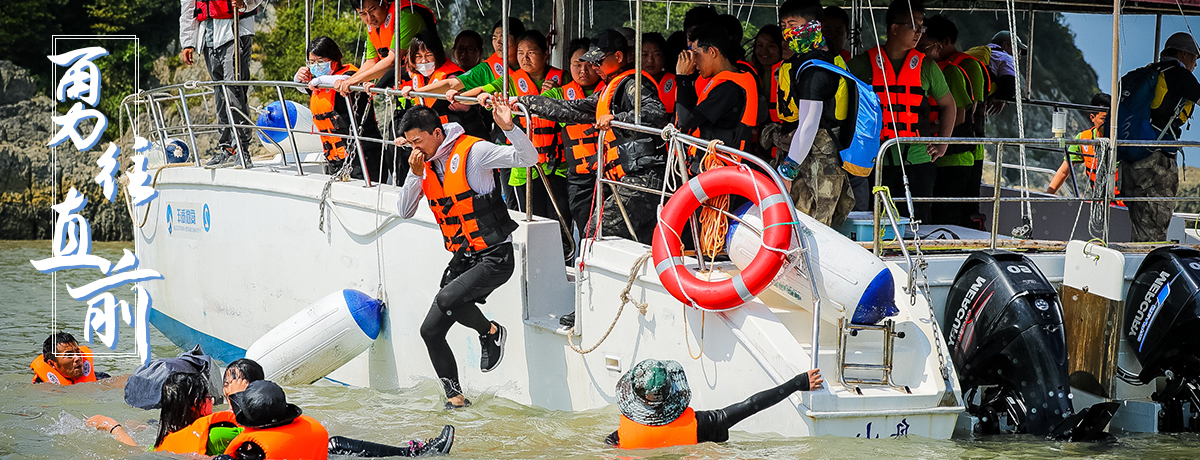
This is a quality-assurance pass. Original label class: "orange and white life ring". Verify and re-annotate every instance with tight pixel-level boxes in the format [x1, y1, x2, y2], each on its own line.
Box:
[652, 166, 792, 311]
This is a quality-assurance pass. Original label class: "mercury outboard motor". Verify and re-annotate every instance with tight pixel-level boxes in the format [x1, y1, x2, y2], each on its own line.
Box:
[1121, 246, 1200, 432]
[944, 251, 1117, 440]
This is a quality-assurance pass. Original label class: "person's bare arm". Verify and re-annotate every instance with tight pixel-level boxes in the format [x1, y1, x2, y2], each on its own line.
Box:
[86, 415, 137, 447]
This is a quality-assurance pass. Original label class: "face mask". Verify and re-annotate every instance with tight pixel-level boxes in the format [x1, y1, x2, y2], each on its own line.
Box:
[416, 62, 436, 77]
[784, 21, 826, 55]
[309, 61, 332, 78]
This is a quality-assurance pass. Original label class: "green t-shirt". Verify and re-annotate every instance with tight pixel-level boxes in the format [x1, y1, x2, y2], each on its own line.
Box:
[458, 61, 501, 90]
[362, 10, 426, 61]
[955, 57, 988, 162]
[507, 81, 573, 185]
[935, 64, 976, 167]
[849, 50, 950, 165]
[207, 426, 243, 455]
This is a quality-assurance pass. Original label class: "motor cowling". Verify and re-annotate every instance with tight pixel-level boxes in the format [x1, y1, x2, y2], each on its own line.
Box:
[1122, 246, 1200, 431]
[943, 250, 1114, 439]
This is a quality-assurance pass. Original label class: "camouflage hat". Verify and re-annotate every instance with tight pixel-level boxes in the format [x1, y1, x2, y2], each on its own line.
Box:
[616, 359, 691, 426]
[581, 29, 629, 64]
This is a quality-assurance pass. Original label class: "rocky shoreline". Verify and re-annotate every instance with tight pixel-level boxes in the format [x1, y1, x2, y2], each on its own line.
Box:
[0, 60, 134, 241]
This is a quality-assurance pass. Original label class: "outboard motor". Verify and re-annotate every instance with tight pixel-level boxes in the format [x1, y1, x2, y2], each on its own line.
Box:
[1121, 246, 1200, 432]
[944, 251, 1117, 440]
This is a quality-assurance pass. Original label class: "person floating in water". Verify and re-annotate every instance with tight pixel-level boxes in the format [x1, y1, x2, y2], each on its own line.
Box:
[87, 358, 454, 458]
[31, 332, 110, 385]
[606, 359, 822, 449]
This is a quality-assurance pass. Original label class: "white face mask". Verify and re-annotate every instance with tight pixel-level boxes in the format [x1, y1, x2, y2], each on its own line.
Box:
[416, 62, 436, 77]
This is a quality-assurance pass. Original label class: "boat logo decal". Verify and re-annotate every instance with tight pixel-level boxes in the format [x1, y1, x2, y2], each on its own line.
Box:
[449, 153, 462, 174]
[202, 204, 211, 232]
[1131, 271, 1177, 348]
[166, 204, 173, 234]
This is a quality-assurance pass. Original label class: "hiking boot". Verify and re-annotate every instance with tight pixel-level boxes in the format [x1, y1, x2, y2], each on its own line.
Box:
[205, 148, 235, 167]
[413, 425, 455, 456]
[443, 398, 471, 410]
[479, 321, 506, 372]
[559, 311, 575, 328]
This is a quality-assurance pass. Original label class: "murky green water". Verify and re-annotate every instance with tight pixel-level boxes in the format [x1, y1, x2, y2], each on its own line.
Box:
[3, 240, 1200, 459]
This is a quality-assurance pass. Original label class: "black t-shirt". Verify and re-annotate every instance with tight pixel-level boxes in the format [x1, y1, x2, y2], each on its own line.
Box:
[678, 81, 748, 133]
[791, 50, 856, 148]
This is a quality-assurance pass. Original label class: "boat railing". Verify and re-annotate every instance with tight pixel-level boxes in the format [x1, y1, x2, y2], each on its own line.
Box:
[871, 136, 1200, 254]
[120, 79, 825, 369]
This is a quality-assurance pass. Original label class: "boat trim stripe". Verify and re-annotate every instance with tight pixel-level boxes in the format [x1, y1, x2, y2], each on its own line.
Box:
[148, 308, 247, 365]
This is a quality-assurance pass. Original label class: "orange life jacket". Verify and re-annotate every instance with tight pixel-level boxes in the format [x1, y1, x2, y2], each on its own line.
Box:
[511, 68, 565, 165]
[484, 53, 508, 80]
[658, 73, 677, 114]
[1077, 127, 1122, 200]
[686, 70, 758, 171]
[616, 407, 699, 449]
[367, 1, 434, 59]
[411, 61, 464, 123]
[421, 135, 520, 253]
[562, 80, 603, 175]
[947, 51, 991, 95]
[868, 46, 929, 140]
[310, 63, 359, 161]
[31, 345, 97, 385]
[156, 410, 239, 455]
[223, 414, 328, 460]
[596, 69, 660, 180]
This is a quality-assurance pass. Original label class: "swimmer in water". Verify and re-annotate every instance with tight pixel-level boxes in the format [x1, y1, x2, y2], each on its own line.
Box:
[87, 358, 454, 457]
[605, 359, 823, 449]
[31, 332, 111, 385]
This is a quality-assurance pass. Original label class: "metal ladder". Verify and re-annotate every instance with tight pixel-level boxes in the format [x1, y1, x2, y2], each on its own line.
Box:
[837, 318, 910, 394]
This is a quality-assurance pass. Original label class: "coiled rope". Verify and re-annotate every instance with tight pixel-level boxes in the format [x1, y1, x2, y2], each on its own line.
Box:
[566, 251, 652, 354]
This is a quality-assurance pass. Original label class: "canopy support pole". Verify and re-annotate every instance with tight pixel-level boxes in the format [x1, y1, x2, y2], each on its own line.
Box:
[634, 0, 643, 124]
[1105, 0, 1121, 244]
[1155, 14, 1163, 62]
[305, 0, 311, 57]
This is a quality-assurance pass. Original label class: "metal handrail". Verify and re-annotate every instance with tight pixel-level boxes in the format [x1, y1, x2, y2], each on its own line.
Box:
[871, 135, 1200, 253]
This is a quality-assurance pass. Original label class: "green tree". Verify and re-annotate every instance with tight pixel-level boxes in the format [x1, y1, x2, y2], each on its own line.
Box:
[256, 1, 369, 82]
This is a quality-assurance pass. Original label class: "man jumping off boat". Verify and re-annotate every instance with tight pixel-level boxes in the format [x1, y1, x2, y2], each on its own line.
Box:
[606, 359, 822, 449]
[395, 102, 537, 409]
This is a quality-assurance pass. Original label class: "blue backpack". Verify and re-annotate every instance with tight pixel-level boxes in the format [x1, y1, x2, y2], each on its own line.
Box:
[1115, 62, 1177, 162]
[796, 59, 882, 177]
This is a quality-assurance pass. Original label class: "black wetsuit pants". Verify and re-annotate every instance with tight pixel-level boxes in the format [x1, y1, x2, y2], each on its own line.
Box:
[605, 371, 813, 445]
[328, 436, 422, 457]
[420, 242, 515, 399]
[881, 163, 937, 225]
[222, 436, 424, 460]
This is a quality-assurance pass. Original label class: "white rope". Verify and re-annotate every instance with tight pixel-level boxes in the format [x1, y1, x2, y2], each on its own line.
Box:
[1005, 0, 1033, 238]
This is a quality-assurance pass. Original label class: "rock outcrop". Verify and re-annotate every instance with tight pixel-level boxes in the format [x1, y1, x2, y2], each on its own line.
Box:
[0, 60, 133, 241]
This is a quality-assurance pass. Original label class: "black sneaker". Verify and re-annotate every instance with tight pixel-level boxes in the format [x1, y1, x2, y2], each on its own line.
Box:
[237, 150, 253, 169]
[480, 321, 506, 372]
[559, 311, 575, 328]
[443, 398, 471, 410]
[205, 149, 234, 167]
[414, 425, 455, 456]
